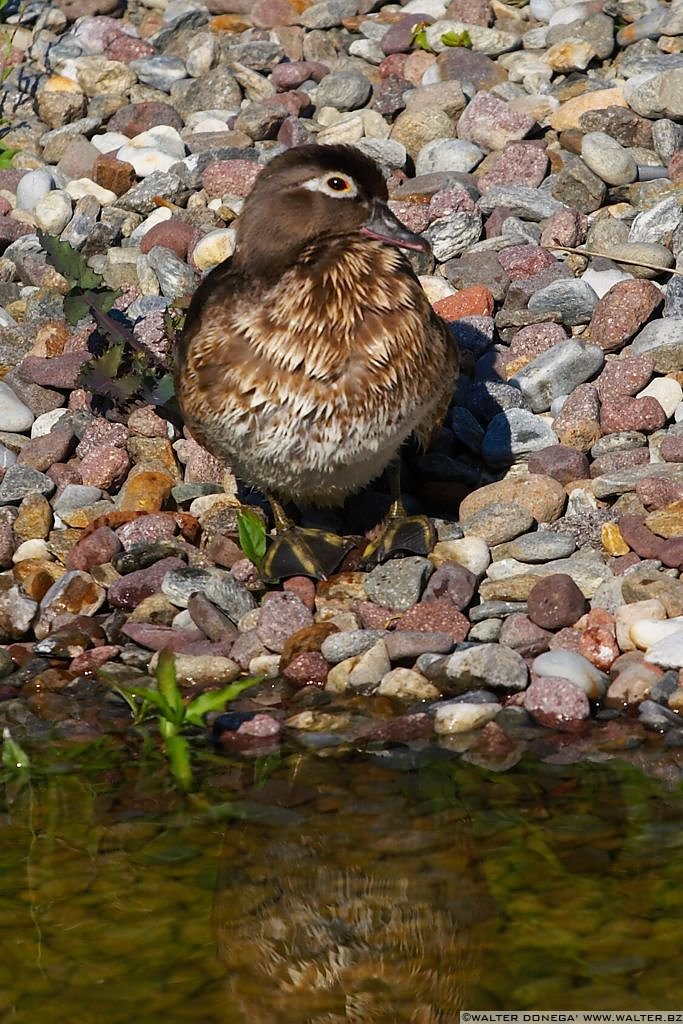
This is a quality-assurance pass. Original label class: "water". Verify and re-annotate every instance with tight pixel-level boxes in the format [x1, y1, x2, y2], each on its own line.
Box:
[1, 742, 683, 1022]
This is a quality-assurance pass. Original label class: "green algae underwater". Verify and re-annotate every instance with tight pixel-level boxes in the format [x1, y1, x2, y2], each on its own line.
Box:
[1, 740, 683, 1023]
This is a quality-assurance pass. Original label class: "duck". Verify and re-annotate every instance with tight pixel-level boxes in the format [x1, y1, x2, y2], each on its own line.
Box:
[175, 144, 459, 581]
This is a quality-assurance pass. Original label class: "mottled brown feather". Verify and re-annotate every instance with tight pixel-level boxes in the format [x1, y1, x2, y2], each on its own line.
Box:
[175, 145, 459, 506]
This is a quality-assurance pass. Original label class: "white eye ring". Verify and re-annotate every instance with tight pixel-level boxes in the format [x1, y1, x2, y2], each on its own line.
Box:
[301, 173, 358, 198]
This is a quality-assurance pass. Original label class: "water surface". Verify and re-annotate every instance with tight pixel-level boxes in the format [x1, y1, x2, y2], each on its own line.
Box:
[1, 743, 682, 1022]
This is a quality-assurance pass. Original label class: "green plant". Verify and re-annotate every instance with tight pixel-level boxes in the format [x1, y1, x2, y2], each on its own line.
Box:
[411, 22, 435, 52]
[236, 506, 267, 566]
[440, 28, 472, 47]
[38, 232, 178, 416]
[115, 650, 259, 790]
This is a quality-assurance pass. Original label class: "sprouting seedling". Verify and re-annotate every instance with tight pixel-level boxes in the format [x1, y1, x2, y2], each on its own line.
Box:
[411, 22, 435, 52]
[236, 506, 267, 566]
[440, 29, 472, 47]
[115, 649, 260, 790]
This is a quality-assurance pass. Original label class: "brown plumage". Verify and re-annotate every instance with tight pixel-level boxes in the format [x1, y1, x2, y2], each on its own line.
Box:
[176, 144, 459, 510]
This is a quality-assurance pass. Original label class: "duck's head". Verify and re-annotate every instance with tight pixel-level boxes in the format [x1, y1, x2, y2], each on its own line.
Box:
[233, 144, 429, 280]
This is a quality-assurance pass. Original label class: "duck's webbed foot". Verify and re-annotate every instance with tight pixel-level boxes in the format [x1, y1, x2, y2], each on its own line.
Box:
[362, 501, 436, 565]
[361, 463, 436, 565]
[261, 498, 354, 583]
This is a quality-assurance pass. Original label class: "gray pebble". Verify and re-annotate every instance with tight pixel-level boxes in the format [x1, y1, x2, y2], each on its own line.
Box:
[364, 556, 433, 611]
[499, 531, 577, 562]
[0, 464, 55, 503]
[321, 629, 388, 663]
[528, 278, 599, 325]
[482, 407, 558, 466]
[314, 72, 372, 111]
[446, 643, 528, 692]
[510, 339, 604, 413]
[462, 502, 535, 545]
[162, 566, 255, 620]
[130, 56, 187, 92]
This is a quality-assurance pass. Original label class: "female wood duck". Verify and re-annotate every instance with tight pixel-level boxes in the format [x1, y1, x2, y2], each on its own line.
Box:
[175, 144, 459, 580]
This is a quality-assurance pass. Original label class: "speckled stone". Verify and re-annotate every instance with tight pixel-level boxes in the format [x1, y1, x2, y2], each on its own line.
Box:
[524, 676, 590, 731]
[588, 280, 664, 353]
[256, 592, 314, 653]
[600, 396, 667, 434]
[364, 556, 433, 611]
[552, 383, 601, 453]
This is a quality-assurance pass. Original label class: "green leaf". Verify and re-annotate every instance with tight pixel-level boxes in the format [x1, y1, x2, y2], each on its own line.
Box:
[2, 728, 30, 772]
[0, 145, 16, 169]
[78, 344, 143, 403]
[236, 507, 267, 565]
[411, 25, 435, 51]
[165, 734, 193, 790]
[116, 684, 174, 720]
[38, 232, 104, 290]
[156, 649, 184, 725]
[183, 677, 260, 727]
[440, 29, 472, 47]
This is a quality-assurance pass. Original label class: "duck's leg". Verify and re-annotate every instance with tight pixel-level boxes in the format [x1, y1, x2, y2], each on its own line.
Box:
[362, 463, 435, 564]
[261, 496, 354, 583]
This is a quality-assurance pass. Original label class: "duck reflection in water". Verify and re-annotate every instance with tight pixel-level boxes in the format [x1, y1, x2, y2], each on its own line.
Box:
[211, 757, 490, 1023]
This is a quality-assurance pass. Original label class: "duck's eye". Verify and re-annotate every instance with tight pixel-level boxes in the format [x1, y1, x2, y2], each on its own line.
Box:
[327, 176, 350, 191]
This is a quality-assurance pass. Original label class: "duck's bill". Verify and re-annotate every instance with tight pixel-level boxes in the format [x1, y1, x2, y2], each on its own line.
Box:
[360, 201, 430, 252]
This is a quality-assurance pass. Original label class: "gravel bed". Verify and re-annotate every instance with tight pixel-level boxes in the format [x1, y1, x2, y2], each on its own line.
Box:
[0, 0, 682, 767]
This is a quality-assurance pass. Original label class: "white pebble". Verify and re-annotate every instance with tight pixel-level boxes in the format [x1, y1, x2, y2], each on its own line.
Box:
[434, 701, 500, 734]
[630, 616, 683, 650]
[433, 536, 490, 577]
[33, 189, 72, 235]
[188, 117, 230, 133]
[191, 228, 235, 271]
[65, 178, 117, 205]
[636, 377, 683, 418]
[15, 168, 53, 213]
[676, 401, 683, 423]
[581, 266, 633, 298]
[129, 206, 172, 243]
[532, 650, 608, 699]
[13, 539, 52, 562]
[91, 131, 129, 154]
[31, 408, 69, 438]
[419, 274, 455, 304]
[0, 381, 35, 432]
[172, 609, 194, 629]
[116, 145, 177, 177]
[644, 629, 683, 669]
[615, 598, 667, 651]
[127, 126, 186, 159]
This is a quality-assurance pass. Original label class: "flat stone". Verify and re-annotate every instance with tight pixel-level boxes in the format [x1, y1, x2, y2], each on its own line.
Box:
[527, 278, 598, 326]
[482, 408, 558, 467]
[0, 465, 55, 504]
[434, 699, 500, 734]
[510, 340, 604, 413]
[321, 629, 388, 663]
[446, 643, 528, 692]
[461, 502, 535, 545]
[364, 556, 433, 611]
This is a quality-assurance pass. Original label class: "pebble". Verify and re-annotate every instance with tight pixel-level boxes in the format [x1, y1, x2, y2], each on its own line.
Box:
[527, 573, 587, 629]
[434, 700, 500, 734]
[0, 382, 35, 433]
[364, 556, 433, 611]
[581, 132, 637, 186]
[510, 340, 604, 413]
[446, 644, 528, 692]
[531, 649, 608, 699]
[524, 676, 590, 732]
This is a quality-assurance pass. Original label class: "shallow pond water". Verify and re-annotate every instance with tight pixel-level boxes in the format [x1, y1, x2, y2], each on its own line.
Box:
[1, 742, 683, 1022]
